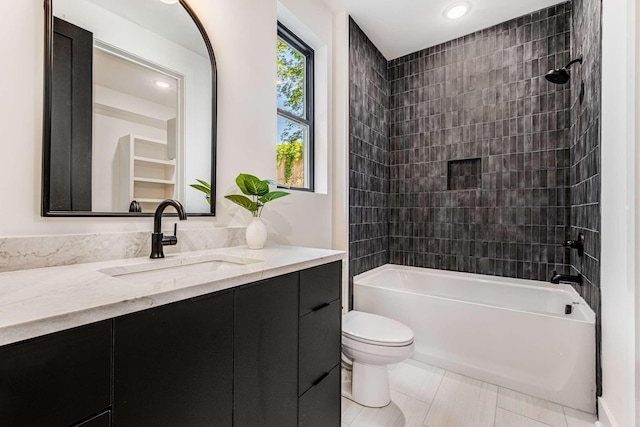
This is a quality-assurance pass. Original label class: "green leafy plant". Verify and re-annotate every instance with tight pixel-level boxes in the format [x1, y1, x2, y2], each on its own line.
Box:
[276, 140, 303, 185]
[225, 173, 289, 217]
[190, 179, 211, 204]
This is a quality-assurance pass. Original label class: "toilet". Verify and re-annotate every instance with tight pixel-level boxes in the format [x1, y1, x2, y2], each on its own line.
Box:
[341, 310, 415, 407]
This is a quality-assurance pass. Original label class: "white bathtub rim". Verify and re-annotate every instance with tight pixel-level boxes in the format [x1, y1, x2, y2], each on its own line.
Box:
[356, 282, 594, 324]
[355, 263, 585, 293]
[354, 264, 595, 324]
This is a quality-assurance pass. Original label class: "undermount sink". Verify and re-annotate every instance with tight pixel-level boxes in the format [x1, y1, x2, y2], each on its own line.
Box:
[99, 253, 262, 285]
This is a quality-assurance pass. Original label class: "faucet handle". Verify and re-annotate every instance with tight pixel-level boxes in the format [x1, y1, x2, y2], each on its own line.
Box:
[161, 223, 178, 246]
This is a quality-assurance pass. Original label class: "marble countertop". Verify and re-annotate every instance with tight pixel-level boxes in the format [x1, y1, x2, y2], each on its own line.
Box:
[0, 244, 345, 346]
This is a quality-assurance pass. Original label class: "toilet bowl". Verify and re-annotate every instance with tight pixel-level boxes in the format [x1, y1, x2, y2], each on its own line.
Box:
[341, 310, 414, 408]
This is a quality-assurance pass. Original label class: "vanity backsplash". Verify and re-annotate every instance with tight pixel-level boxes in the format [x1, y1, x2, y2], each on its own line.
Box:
[0, 227, 246, 273]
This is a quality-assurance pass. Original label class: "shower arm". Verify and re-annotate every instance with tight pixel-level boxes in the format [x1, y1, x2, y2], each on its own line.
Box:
[564, 55, 583, 70]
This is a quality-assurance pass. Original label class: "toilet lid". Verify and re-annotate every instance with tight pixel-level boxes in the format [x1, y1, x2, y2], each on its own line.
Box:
[342, 311, 414, 347]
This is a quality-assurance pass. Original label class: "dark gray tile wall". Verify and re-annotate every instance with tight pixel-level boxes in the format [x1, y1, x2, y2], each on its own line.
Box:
[387, 3, 574, 281]
[348, 18, 389, 299]
[570, 0, 602, 394]
[569, 0, 601, 310]
[448, 158, 482, 190]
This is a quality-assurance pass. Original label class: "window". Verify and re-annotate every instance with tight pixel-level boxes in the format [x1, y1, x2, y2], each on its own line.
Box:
[276, 22, 314, 191]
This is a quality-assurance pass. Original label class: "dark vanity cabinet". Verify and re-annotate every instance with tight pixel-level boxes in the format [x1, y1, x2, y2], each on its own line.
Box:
[75, 411, 112, 427]
[0, 321, 112, 427]
[0, 261, 342, 427]
[113, 290, 234, 427]
[234, 273, 299, 427]
[233, 262, 342, 427]
[298, 262, 342, 427]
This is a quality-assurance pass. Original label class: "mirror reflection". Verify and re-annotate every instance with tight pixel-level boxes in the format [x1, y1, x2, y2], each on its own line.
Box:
[44, 0, 215, 215]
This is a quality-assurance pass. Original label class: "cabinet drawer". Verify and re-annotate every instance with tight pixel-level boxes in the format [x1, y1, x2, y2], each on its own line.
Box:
[73, 410, 111, 427]
[299, 261, 341, 317]
[0, 321, 112, 427]
[299, 366, 341, 427]
[299, 300, 341, 395]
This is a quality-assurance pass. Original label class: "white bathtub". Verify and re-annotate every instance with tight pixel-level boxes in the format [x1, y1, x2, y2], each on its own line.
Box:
[353, 264, 596, 413]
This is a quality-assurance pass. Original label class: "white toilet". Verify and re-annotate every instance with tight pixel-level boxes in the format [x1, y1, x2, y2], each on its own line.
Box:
[341, 310, 415, 407]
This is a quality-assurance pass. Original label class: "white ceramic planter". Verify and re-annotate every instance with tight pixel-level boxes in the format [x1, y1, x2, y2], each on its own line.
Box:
[246, 217, 267, 249]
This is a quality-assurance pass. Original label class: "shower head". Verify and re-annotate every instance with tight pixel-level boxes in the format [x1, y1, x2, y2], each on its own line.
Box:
[545, 68, 570, 84]
[544, 55, 583, 85]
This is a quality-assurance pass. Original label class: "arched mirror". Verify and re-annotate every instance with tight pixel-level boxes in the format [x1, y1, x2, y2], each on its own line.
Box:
[43, 0, 216, 216]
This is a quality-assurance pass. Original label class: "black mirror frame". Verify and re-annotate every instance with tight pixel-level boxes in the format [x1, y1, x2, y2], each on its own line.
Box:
[42, 0, 217, 217]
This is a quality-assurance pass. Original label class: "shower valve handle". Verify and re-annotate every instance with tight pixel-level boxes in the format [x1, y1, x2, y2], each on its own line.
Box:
[562, 234, 584, 257]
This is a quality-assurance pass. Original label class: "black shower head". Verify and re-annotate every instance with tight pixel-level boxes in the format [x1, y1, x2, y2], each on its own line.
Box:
[545, 68, 570, 84]
[544, 55, 583, 85]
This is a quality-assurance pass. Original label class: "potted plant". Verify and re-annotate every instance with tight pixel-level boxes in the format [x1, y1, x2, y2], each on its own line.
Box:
[224, 173, 289, 249]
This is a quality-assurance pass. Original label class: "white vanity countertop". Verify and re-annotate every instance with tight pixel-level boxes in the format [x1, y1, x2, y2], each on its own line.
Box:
[0, 244, 345, 346]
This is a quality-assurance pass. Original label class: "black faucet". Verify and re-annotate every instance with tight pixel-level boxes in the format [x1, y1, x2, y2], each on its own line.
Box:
[550, 271, 583, 286]
[150, 199, 187, 259]
[563, 233, 584, 257]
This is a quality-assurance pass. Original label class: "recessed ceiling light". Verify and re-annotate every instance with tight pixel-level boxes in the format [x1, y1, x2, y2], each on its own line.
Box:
[155, 80, 171, 88]
[444, 2, 470, 19]
[160, 0, 179, 4]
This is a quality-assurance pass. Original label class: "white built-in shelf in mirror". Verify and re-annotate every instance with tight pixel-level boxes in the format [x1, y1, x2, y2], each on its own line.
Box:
[119, 134, 177, 213]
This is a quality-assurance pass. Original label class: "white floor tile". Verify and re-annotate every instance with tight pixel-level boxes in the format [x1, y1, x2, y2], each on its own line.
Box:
[423, 371, 497, 427]
[350, 390, 430, 427]
[495, 408, 553, 427]
[389, 359, 445, 403]
[497, 387, 567, 427]
[342, 396, 363, 425]
[342, 359, 597, 427]
[564, 407, 597, 427]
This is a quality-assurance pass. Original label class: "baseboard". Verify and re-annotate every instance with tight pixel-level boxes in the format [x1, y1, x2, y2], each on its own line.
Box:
[597, 397, 617, 427]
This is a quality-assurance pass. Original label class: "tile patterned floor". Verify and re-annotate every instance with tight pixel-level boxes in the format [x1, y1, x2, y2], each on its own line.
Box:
[341, 359, 597, 427]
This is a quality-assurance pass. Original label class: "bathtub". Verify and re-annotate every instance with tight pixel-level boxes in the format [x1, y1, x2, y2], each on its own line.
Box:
[353, 264, 596, 413]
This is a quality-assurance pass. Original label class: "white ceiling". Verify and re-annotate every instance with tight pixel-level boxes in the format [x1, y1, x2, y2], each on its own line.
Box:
[94, 48, 178, 109]
[86, 0, 208, 58]
[323, 0, 568, 59]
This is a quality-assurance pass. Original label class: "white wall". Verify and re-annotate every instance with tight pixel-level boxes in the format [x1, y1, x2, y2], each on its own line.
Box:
[599, 0, 637, 425]
[332, 11, 350, 310]
[636, 0, 640, 420]
[0, 0, 338, 251]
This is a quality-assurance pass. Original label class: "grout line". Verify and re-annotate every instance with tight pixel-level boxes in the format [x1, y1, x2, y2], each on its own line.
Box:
[562, 405, 569, 427]
[422, 367, 446, 425]
[561, 405, 597, 427]
[494, 376, 499, 427]
[496, 385, 569, 411]
[500, 407, 555, 427]
[390, 387, 430, 404]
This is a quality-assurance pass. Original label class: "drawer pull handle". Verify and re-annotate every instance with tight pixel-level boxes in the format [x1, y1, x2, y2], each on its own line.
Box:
[312, 372, 330, 386]
[311, 302, 331, 312]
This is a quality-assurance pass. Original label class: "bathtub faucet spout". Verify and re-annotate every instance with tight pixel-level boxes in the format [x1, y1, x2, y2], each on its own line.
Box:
[550, 271, 583, 286]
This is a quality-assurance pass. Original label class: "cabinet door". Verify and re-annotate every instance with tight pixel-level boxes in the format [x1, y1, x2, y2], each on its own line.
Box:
[0, 321, 111, 427]
[114, 291, 233, 427]
[299, 366, 341, 427]
[234, 273, 299, 427]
